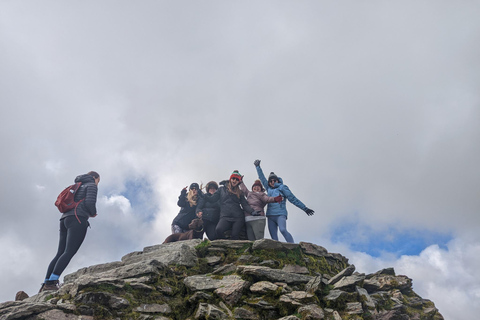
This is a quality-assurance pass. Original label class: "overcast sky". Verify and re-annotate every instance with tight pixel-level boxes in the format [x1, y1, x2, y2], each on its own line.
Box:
[1, 1, 479, 319]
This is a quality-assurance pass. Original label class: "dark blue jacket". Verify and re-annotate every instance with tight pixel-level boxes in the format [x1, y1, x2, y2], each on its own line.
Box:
[61, 174, 98, 220]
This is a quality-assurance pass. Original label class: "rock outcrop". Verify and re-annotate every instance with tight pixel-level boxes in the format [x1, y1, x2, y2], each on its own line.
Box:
[0, 239, 443, 320]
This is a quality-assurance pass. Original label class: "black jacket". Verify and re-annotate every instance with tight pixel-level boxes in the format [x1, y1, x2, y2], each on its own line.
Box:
[61, 174, 98, 220]
[196, 194, 220, 223]
[204, 185, 254, 221]
[172, 190, 199, 230]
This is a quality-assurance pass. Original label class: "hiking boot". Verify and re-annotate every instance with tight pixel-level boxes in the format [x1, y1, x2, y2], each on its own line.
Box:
[39, 280, 59, 292]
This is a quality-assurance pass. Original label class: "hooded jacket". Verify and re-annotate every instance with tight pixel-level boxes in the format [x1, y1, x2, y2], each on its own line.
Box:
[239, 182, 277, 217]
[172, 189, 200, 230]
[60, 174, 98, 220]
[256, 166, 307, 217]
[204, 183, 254, 221]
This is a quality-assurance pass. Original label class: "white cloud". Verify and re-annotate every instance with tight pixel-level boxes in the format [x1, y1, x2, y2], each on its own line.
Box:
[0, 2, 479, 318]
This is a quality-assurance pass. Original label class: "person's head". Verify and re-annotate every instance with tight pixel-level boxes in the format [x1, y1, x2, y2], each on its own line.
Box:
[189, 183, 199, 195]
[229, 170, 242, 187]
[88, 171, 100, 185]
[206, 181, 218, 195]
[268, 172, 278, 188]
[252, 179, 264, 192]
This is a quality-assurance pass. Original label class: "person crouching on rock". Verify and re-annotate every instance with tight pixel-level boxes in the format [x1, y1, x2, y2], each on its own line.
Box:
[204, 170, 258, 240]
[171, 183, 202, 234]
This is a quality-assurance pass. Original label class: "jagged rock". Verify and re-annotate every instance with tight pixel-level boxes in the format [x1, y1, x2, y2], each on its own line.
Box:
[252, 238, 299, 251]
[215, 279, 249, 305]
[364, 273, 412, 294]
[238, 265, 313, 284]
[136, 303, 171, 314]
[189, 292, 214, 303]
[346, 302, 363, 314]
[356, 286, 376, 309]
[333, 273, 365, 292]
[195, 303, 228, 319]
[328, 264, 356, 285]
[234, 306, 260, 319]
[0, 240, 443, 320]
[282, 264, 309, 274]
[279, 291, 316, 306]
[0, 301, 54, 320]
[297, 304, 325, 319]
[277, 316, 300, 320]
[28, 309, 94, 319]
[185, 275, 245, 291]
[14, 291, 29, 301]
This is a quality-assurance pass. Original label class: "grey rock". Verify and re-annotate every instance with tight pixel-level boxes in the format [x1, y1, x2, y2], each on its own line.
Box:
[277, 316, 300, 320]
[28, 309, 94, 319]
[123, 240, 201, 266]
[282, 264, 309, 274]
[250, 281, 280, 294]
[185, 275, 244, 291]
[328, 265, 356, 285]
[234, 307, 260, 319]
[195, 303, 228, 319]
[189, 291, 214, 303]
[346, 302, 363, 314]
[238, 265, 313, 284]
[279, 291, 316, 306]
[252, 238, 299, 251]
[356, 286, 376, 309]
[305, 276, 324, 294]
[333, 273, 365, 292]
[206, 255, 222, 265]
[214, 278, 249, 305]
[136, 303, 172, 314]
[297, 304, 325, 319]
[0, 302, 54, 320]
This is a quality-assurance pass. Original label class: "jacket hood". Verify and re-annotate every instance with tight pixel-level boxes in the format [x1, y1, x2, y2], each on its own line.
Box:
[74, 174, 95, 184]
[272, 177, 283, 188]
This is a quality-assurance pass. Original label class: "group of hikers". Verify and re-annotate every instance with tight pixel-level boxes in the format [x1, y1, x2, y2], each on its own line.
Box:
[171, 159, 315, 243]
[38, 159, 314, 293]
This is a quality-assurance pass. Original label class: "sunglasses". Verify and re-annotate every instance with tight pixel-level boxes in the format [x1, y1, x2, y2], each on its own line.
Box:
[231, 177, 240, 181]
[268, 179, 278, 183]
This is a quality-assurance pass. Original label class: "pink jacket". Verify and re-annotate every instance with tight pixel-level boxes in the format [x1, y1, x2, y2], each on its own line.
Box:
[240, 182, 277, 216]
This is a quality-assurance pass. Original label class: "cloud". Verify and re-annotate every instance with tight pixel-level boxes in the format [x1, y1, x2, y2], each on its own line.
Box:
[0, 2, 479, 319]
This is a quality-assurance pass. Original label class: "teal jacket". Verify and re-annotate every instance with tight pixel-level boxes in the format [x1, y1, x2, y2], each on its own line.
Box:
[256, 166, 307, 217]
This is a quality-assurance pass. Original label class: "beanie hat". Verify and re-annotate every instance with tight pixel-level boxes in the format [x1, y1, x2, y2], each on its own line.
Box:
[252, 179, 264, 192]
[268, 172, 278, 181]
[230, 170, 242, 181]
[206, 181, 218, 191]
[189, 183, 199, 190]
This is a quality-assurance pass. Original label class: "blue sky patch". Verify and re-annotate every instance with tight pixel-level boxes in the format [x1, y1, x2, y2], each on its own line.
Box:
[330, 215, 452, 257]
[120, 177, 157, 221]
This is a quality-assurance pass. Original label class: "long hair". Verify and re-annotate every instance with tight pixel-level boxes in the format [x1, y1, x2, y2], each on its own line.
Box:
[186, 190, 198, 207]
[227, 181, 243, 198]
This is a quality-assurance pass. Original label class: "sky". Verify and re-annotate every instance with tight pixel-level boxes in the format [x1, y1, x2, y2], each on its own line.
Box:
[1, 1, 479, 319]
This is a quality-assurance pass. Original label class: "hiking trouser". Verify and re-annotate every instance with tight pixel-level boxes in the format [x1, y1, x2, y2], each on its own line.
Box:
[246, 217, 266, 241]
[267, 215, 294, 243]
[216, 218, 245, 240]
[45, 215, 89, 279]
[203, 219, 218, 240]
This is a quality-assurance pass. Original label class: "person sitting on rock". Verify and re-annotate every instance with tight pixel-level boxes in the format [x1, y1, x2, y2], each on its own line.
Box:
[171, 183, 202, 234]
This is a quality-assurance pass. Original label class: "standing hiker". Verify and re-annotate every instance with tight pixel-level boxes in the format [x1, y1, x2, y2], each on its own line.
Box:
[196, 181, 220, 240]
[239, 179, 282, 241]
[40, 171, 100, 292]
[254, 159, 314, 243]
[203, 170, 257, 240]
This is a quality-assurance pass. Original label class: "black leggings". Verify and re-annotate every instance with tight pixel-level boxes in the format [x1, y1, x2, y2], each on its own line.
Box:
[216, 218, 245, 240]
[203, 219, 218, 240]
[45, 215, 89, 279]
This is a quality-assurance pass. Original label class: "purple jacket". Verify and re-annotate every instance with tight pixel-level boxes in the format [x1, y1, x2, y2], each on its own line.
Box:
[240, 182, 277, 217]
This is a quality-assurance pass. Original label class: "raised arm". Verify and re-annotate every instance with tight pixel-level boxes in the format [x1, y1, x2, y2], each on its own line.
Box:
[254, 159, 268, 190]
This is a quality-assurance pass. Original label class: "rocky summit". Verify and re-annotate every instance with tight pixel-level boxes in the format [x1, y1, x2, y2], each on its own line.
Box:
[0, 239, 443, 320]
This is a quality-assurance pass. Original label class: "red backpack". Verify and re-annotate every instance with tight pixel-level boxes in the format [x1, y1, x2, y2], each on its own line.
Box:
[55, 182, 84, 213]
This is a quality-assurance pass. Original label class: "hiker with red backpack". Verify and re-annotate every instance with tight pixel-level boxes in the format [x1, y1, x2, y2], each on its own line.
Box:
[39, 171, 100, 292]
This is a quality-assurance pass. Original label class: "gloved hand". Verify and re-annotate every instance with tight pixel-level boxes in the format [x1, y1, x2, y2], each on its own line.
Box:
[251, 210, 262, 216]
[274, 195, 283, 203]
[304, 207, 315, 216]
[181, 187, 187, 195]
[254, 159, 261, 167]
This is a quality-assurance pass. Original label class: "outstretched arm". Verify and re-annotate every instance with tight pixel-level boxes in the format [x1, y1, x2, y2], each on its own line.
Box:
[279, 184, 315, 216]
[254, 160, 268, 190]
